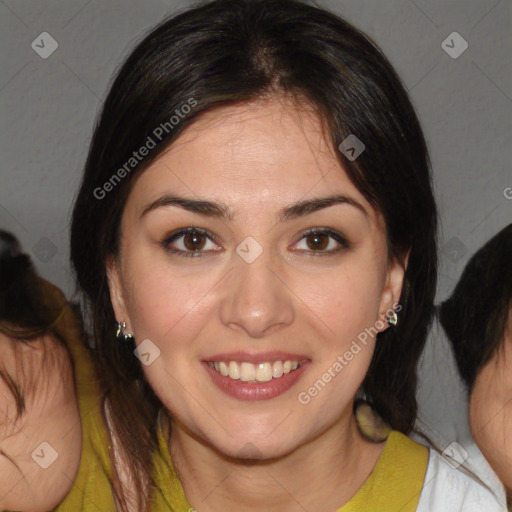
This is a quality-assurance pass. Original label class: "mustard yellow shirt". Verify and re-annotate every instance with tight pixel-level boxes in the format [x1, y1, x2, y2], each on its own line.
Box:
[53, 329, 428, 512]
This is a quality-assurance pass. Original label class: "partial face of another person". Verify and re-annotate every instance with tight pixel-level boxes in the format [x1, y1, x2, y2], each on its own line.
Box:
[469, 306, 512, 497]
[107, 98, 406, 460]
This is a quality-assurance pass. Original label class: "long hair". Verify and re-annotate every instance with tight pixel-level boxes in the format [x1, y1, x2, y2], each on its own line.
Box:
[70, 1, 438, 510]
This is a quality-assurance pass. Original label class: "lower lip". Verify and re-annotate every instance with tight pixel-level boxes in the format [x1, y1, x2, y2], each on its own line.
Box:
[203, 361, 311, 401]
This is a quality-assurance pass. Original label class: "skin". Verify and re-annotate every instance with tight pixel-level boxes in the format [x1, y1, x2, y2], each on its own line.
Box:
[107, 97, 407, 512]
[0, 332, 81, 512]
[469, 307, 512, 504]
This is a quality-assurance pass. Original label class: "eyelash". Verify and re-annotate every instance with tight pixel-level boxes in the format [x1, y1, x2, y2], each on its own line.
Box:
[161, 227, 350, 258]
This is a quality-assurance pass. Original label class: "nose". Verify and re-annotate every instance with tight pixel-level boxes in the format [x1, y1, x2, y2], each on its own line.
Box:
[219, 245, 295, 338]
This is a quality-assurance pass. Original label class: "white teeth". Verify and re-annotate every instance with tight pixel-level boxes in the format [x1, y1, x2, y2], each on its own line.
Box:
[210, 360, 303, 382]
[240, 362, 256, 382]
[228, 361, 240, 379]
[256, 362, 273, 382]
[219, 361, 229, 376]
[273, 360, 283, 378]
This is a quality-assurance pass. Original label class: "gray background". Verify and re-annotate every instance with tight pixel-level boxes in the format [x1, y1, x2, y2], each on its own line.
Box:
[1, 0, 511, 479]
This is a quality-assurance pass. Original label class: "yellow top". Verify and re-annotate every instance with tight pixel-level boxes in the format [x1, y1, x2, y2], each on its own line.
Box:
[53, 326, 428, 512]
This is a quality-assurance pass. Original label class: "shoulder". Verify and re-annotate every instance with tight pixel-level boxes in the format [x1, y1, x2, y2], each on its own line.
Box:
[416, 448, 508, 512]
[53, 317, 119, 511]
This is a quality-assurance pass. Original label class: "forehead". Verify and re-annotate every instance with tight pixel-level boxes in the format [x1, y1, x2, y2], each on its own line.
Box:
[126, 98, 376, 220]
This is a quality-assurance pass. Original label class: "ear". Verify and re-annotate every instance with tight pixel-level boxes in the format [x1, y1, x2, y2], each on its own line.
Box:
[377, 250, 410, 333]
[106, 255, 132, 330]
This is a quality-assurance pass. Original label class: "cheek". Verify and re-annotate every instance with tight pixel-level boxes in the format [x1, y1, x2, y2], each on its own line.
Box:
[124, 256, 221, 342]
[469, 365, 512, 487]
[120, 259, 224, 415]
[291, 263, 382, 403]
[292, 259, 384, 341]
[123, 249, 385, 367]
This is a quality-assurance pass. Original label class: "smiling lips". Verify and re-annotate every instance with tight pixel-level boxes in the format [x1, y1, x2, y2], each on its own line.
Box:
[203, 351, 311, 400]
[207, 359, 306, 383]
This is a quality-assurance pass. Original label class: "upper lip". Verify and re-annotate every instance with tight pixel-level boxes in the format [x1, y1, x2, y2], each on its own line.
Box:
[203, 351, 310, 364]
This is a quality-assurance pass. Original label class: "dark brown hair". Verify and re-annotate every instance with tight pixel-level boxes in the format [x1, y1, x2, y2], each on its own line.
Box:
[0, 230, 66, 420]
[70, 0, 438, 510]
[439, 223, 512, 390]
[0, 229, 84, 474]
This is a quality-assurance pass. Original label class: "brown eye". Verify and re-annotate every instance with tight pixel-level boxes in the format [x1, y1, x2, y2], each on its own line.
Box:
[305, 232, 329, 251]
[294, 228, 350, 255]
[162, 227, 220, 257]
[183, 231, 207, 251]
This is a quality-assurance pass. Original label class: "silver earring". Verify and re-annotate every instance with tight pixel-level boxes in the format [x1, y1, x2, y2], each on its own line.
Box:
[388, 311, 398, 326]
[115, 321, 134, 341]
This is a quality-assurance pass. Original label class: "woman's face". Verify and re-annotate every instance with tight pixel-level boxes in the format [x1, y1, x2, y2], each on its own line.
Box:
[469, 307, 512, 496]
[107, 98, 406, 459]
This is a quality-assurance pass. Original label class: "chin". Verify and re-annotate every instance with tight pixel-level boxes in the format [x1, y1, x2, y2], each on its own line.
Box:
[206, 428, 302, 462]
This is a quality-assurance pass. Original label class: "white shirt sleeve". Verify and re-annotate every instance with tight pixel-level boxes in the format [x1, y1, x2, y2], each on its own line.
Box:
[416, 448, 508, 512]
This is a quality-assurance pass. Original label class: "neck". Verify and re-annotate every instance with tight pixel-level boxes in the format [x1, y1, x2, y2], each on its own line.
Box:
[167, 412, 386, 512]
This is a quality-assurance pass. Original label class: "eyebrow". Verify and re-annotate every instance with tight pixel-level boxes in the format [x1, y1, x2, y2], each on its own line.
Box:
[140, 193, 368, 222]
